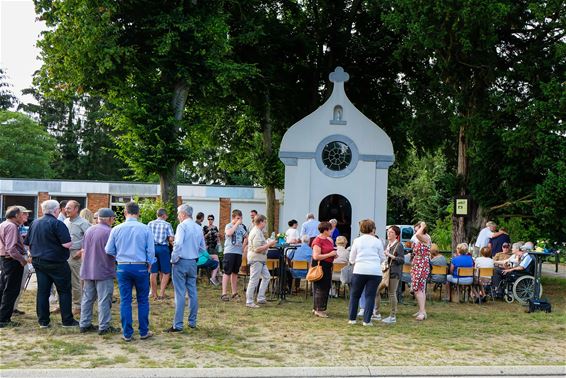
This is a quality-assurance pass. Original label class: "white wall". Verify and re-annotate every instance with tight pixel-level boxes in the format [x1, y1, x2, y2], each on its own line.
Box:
[184, 199, 220, 225]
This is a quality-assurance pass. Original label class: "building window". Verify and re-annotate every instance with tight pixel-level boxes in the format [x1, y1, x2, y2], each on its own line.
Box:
[315, 134, 359, 178]
[321, 141, 352, 171]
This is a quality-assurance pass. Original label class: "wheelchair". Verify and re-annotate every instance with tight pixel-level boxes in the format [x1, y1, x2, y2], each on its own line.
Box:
[497, 264, 541, 305]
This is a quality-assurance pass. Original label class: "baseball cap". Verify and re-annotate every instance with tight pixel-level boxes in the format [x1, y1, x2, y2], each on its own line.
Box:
[97, 208, 116, 218]
[16, 206, 32, 213]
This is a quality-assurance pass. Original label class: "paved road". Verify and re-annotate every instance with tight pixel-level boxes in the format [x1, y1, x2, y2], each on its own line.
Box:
[2, 366, 565, 378]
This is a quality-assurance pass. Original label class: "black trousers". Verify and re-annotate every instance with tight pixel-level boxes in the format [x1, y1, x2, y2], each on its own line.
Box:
[312, 261, 332, 311]
[0, 257, 24, 323]
[32, 258, 74, 326]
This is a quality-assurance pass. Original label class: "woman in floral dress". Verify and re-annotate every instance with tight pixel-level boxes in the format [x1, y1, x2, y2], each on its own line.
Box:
[410, 221, 431, 321]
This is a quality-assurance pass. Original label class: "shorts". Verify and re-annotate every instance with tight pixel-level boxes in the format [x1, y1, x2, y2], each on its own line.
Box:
[150, 245, 171, 274]
[223, 253, 242, 275]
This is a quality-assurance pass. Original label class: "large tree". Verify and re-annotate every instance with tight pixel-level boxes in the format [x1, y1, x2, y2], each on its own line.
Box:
[384, 0, 565, 245]
[0, 111, 56, 178]
[33, 0, 246, 209]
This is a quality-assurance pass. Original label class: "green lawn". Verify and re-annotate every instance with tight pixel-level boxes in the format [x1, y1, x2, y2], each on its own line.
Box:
[1, 276, 565, 368]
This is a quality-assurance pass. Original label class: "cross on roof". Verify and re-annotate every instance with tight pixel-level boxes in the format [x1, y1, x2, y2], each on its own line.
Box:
[329, 66, 350, 83]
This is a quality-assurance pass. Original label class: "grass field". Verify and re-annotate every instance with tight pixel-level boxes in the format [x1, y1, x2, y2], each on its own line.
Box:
[1, 276, 565, 368]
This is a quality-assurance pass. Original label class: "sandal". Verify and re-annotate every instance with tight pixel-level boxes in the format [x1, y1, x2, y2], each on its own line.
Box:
[415, 312, 427, 321]
[231, 293, 241, 301]
[220, 294, 230, 302]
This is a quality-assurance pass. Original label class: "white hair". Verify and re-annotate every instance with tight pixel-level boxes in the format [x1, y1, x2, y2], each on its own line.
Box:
[41, 200, 60, 215]
[177, 204, 193, 217]
[512, 242, 523, 251]
[306, 213, 315, 220]
[301, 234, 310, 244]
[329, 219, 337, 225]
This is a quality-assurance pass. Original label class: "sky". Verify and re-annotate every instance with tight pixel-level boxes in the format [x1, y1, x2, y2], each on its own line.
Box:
[0, 0, 46, 107]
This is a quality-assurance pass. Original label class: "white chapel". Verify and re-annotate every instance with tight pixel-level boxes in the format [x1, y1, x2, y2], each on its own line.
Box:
[279, 67, 395, 241]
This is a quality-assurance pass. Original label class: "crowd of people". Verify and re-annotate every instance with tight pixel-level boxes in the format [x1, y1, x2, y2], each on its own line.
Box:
[0, 201, 540, 339]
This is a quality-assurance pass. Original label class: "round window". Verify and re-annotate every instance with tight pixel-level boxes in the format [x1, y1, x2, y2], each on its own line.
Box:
[321, 141, 352, 171]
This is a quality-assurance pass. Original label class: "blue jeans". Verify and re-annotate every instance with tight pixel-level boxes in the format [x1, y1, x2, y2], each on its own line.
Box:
[172, 258, 198, 330]
[349, 274, 381, 324]
[80, 278, 114, 330]
[32, 258, 74, 326]
[116, 264, 150, 338]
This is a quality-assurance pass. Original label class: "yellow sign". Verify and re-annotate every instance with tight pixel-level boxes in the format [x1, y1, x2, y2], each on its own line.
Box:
[455, 199, 468, 216]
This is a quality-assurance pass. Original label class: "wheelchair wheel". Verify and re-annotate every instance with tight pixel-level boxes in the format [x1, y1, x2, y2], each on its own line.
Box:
[513, 275, 539, 305]
[504, 293, 514, 303]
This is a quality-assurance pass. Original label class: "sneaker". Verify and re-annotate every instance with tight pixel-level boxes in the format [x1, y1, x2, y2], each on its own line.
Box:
[12, 309, 25, 316]
[382, 316, 397, 324]
[362, 322, 373, 327]
[165, 326, 182, 333]
[39, 323, 51, 329]
[62, 320, 80, 328]
[209, 278, 220, 286]
[371, 313, 382, 321]
[188, 324, 196, 329]
[122, 335, 133, 342]
[347, 320, 357, 325]
[357, 308, 364, 317]
[98, 326, 121, 335]
[80, 324, 98, 333]
[140, 331, 154, 340]
[246, 303, 260, 308]
[256, 300, 267, 304]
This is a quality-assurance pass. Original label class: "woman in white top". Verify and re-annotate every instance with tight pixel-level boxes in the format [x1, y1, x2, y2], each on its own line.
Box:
[472, 247, 495, 303]
[347, 219, 385, 326]
[285, 219, 300, 244]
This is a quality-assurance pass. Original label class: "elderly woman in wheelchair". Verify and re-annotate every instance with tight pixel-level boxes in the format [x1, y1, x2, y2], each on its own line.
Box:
[494, 242, 539, 304]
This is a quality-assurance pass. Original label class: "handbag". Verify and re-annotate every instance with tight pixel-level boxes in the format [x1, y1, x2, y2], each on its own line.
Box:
[306, 262, 324, 282]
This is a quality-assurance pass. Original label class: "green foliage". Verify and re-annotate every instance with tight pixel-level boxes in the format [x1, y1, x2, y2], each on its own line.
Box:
[0, 111, 56, 178]
[430, 203, 453, 251]
[495, 217, 542, 245]
[388, 147, 454, 227]
[19, 88, 131, 180]
[138, 197, 178, 229]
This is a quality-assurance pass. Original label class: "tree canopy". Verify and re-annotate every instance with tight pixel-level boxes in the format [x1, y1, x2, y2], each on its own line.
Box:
[0, 111, 56, 178]
[25, 0, 565, 242]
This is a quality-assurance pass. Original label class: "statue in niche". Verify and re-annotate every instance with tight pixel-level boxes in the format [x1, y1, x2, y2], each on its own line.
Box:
[330, 105, 346, 125]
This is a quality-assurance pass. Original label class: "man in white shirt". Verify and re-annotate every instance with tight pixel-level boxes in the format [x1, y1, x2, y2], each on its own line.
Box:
[474, 221, 497, 255]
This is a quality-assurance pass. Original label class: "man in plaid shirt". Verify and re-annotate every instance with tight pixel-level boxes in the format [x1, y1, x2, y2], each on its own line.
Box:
[148, 209, 174, 300]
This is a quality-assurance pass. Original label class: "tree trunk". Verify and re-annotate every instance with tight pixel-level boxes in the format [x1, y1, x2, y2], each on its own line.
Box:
[261, 91, 276, 234]
[160, 163, 178, 211]
[159, 82, 189, 212]
[451, 124, 468, 250]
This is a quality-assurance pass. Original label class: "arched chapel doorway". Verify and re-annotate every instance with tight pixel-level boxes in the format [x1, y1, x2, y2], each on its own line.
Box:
[318, 194, 352, 244]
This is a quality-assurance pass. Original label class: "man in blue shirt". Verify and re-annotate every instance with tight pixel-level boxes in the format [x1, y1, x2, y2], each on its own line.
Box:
[25, 200, 76, 329]
[166, 204, 205, 332]
[147, 208, 174, 301]
[300, 213, 320, 246]
[105, 201, 155, 342]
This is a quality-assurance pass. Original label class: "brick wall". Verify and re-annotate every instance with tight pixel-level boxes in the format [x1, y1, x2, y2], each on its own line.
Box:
[86, 193, 110, 213]
[218, 197, 231, 243]
[37, 192, 50, 217]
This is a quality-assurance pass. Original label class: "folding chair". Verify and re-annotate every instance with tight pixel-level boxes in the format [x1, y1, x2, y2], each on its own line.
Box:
[478, 267, 495, 303]
[238, 255, 249, 290]
[266, 258, 280, 298]
[332, 262, 347, 298]
[427, 265, 447, 302]
[455, 267, 475, 303]
[290, 260, 309, 299]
